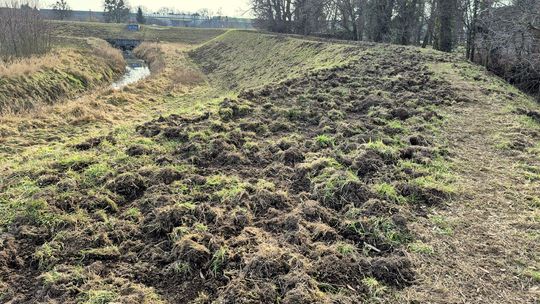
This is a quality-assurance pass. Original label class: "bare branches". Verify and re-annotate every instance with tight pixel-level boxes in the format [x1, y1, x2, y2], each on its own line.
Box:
[474, 0, 540, 99]
[0, 1, 51, 61]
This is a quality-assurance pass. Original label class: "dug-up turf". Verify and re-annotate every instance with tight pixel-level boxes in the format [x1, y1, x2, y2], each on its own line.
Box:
[1, 46, 462, 303]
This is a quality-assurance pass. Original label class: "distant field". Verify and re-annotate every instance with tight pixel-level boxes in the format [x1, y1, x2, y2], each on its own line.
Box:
[49, 20, 227, 44]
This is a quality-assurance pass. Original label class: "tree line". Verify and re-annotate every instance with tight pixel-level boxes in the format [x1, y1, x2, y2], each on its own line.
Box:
[251, 0, 463, 52]
[252, 0, 540, 98]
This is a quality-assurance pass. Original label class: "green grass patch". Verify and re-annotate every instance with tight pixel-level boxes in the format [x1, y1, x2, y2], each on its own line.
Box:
[80, 289, 118, 304]
[430, 215, 454, 236]
[210, 246, 228, 275]
[373, 182, 406, 204]
[364, 139, 399, 158]
[190, 30, 364, 90]
[314, 134, 334, 148]
[408, 241, 435, 254]
[206, 175, 248, 203]
[523, 268, 540, 282]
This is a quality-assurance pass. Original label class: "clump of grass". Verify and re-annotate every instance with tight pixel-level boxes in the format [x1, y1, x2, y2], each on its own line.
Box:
[408, 241, 435, 254]
[210, 246, 228, 275]
[361, 277, 388, 297]
[387, 120, 405, 132]
[34, 241, 63, 270]
[123, 207, 142, 221]
[401, 157, 457, 199]
[373, 182, 406, 204]
[206, 175, 247, 203]
[57, 153, 95, 171]
[218, 107, 235, 121]
[242, 141, 260, 153]
[315, 134, 334, 148]
[328, 109, 345, 120]
[528, 196, 540, 209]
[336, 242, 356, 255]
[83, 163, 112, 185]
[430, 215, 454, 235]
[311, 168, 360, 207]
[519, 164, 540, 181]
[16, 199, 62, 228]
[169, 261, 192, 276]
[193, 223, 208, 232]
[170, 226, 191, 242]
[255, 179, 276, 191]
[300, 156, 342, 172]
[80, 246, 120, 260]
[364, 139, 398, 158]
[349, 216, 411, 249]
[413, 175, 456, 195]
[40, 266, 85, 286]
[80, 289, 118, 304]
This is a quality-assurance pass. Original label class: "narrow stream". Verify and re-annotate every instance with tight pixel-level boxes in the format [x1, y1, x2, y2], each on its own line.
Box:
[112, 51, 151, 90]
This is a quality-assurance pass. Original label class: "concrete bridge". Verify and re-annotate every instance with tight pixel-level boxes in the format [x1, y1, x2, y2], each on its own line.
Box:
[106, 39, 142, 51]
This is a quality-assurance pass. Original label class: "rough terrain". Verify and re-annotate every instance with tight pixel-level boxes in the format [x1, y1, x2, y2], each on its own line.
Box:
[0, 30, 539, 303]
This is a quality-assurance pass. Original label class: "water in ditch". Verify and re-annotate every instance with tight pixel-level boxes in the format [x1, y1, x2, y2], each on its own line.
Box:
[112, 51, 151, 90]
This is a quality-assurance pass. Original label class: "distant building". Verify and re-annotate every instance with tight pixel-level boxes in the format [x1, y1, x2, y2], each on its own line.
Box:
[126, 24, 141, 31]
[38, 9, 253, 29]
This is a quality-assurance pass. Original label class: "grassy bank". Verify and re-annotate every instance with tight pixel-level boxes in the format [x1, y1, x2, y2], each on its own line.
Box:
[0, 39, 124, 114]
[49, 20, 227, 44]
[190, 30, 368, 90]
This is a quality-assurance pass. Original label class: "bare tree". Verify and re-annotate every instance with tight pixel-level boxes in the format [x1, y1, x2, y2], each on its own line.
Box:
[104, 0, 130, 23]
[394, 0, 421, 45]
[366, 0, 395, 42]
[0, 1, 51, 61]
[52, 0, 72, 20]
[473, 0, 540, 98]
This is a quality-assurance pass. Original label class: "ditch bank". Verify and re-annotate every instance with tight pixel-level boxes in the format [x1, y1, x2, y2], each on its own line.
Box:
[0, 38, 125, 114]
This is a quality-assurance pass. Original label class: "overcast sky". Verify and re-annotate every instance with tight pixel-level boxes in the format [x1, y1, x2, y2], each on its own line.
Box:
[44, 0, 252, 17]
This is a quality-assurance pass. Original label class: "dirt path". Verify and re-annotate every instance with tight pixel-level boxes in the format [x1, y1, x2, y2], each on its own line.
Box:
[399, 74, 540, 303]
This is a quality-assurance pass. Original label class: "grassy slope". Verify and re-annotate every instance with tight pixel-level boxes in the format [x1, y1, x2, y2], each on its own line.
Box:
[0, 39, 124, 114]
[49, 20, 227, 44]
[190, 30, 366, 90]
[0, 31, 539, 303]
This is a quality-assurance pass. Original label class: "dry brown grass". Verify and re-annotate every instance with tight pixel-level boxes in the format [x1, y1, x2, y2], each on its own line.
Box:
[87, 38, 125, 71]
[134, 42, 166, 72]
[0, 52, 61, 77]
[0, 38, 123, 78]
[171, 69, 206, 86]
[393, 62, 540, 304]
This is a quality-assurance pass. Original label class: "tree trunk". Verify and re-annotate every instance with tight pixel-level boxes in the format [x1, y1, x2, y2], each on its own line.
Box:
[422, 0, 437, 48]
[466, 0, 480, 61]
[437, 0, 454, 52]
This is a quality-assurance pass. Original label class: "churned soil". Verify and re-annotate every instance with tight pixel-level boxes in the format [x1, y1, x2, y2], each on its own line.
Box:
[1, 45, 470, 303]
